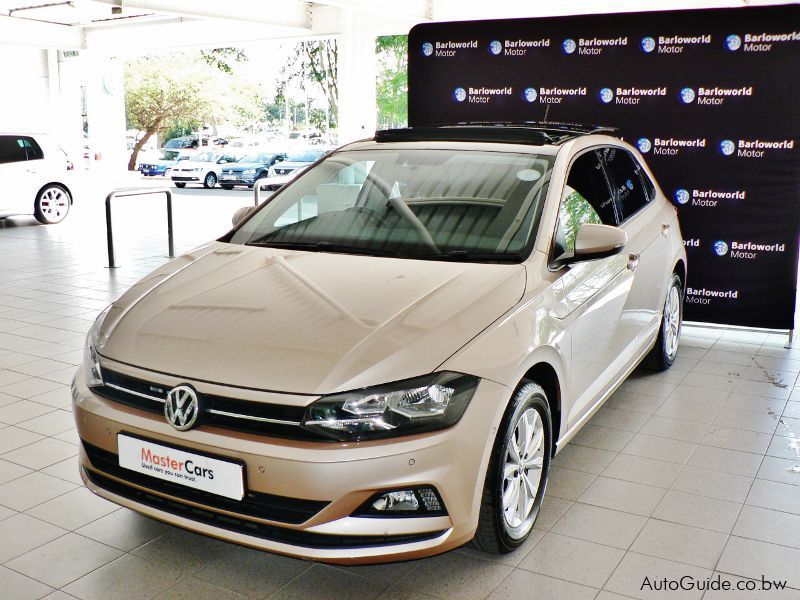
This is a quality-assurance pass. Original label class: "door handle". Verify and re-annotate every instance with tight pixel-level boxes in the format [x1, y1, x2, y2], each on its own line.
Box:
[661, 223, 671, 237]
[627, 253, 640, 271]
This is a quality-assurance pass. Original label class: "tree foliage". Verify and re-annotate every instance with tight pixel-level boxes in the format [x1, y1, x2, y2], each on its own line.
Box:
[277, 40, 338, 127]
[376, 35, 408, 129]
[200, 47, 248, 74]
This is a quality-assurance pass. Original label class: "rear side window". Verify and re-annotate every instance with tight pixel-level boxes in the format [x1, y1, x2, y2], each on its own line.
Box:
[0, 136, 28, 164]
[20, 137, 44, 161]
[602, 148, 650, 220]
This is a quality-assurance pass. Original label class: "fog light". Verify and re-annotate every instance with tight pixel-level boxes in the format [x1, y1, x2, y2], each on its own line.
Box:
[372, 490, 419, 512]
[355, 486, 447, 517]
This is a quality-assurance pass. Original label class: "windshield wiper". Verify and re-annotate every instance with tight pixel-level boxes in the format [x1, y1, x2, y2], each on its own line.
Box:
[246, 240, 399, 257]
[413, 250, 525, 263]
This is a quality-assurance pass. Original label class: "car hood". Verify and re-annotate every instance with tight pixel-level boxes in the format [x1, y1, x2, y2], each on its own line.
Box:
[174, 161, 212, 169]
[274, 161, 310, 170]
[100, 242, 526, 395]
[223, 162, 267, 172]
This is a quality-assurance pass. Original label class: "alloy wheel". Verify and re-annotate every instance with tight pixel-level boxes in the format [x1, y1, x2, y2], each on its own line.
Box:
[664, 283, 681, 360]
[38, 187, 69, 223]
[502, 408, 545, 531]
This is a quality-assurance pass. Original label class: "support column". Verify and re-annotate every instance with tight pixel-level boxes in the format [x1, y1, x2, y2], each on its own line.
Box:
[337, 7, 377, 144]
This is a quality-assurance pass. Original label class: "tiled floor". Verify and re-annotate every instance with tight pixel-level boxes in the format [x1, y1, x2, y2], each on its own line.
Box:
[1, 190, 800, 599]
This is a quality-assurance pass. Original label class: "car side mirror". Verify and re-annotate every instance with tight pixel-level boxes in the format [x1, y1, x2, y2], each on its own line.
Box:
[232, 206, 255, 227]
[573, 223, 627, 261]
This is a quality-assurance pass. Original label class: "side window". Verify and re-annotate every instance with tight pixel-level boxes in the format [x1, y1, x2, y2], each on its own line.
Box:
[552, 150, 616, 258]
[21, 137, 44, 161]
[603, 148, 650, 220]
[0, 136, 28, 164]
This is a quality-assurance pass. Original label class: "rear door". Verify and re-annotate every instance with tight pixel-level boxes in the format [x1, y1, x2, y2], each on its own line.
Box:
[0, 136, 31, 214]
[601, 147, 672, 348]
[550, 149, 639, 429]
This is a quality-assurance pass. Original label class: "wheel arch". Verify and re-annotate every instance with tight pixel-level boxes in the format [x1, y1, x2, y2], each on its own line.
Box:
[673, 259, 686, 288]
[36, 181, 73, 205]
[521, 361, 562, 455]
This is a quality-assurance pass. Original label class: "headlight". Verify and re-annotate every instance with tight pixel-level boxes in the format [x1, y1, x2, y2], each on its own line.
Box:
[301, 372, 479, 441]
[243, 168, 256, 176]
[84, 305, 112, 387]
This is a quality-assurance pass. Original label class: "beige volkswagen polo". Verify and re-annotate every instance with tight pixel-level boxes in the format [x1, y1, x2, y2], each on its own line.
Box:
[73, 125, 686, 564]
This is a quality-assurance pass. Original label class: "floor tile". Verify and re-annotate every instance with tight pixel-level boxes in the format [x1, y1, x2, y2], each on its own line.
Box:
[757, 455, 800, 486]
[269, 564, 387, 600]
[551, 503, 647, 549]
[670, 465, 753, 503]
[547, 467, 596, 501]
[702, 426, 771, 454]
[154, 578, 249, 600]
[733, 505, 800, 549]
[746, 478, 800, 515]
[639, 415, 708, 443]
[577, 476, 665, 516]
[518, 532, 624, 588]
[0, 400, 54, 425]
[132, 528, 233, 575]
[16, 410, 75, 436]
[652, 489, 741, 533]
[0, 513, 66, 563]
[605, 552, 711, 599]
[654, 398, 720, 424]
[395, 551, 512, 600]
[0, 472, 76, 511]
[486, 568, 597, 600]
[63, 553, 184, 600]
[569, 424, 635, 453]
[0, 565, 53, 600]
[25, 487, 118, 530]
[687, 444, 763, 477]
[631, 519, 727, 569]
[621, 433, 696, 464]
[76, 509, 169, 552]
[0, 426, 43, 454]
[713, 407, 779, 434]
[602, 453, 682, 488]
[0, 457, 32, 485]
[717, 536, 800, 589]
[5, 532, 122, 588]
[588, 407, 651, 432]
[1, 437, 77, 470]
[554, 444, 617, 475]
[766, 435, 800, 460]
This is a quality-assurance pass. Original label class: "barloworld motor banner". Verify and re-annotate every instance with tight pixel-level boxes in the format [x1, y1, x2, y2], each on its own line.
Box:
[408, 5, 800, 330]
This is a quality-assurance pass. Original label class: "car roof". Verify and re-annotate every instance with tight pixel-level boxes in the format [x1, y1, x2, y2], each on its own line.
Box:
[374, 123, 618, 147]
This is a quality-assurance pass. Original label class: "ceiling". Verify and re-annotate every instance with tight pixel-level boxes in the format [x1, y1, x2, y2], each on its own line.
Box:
[0, 0, 793, 52]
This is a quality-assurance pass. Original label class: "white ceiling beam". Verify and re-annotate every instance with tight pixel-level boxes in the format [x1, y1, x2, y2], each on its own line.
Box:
[311, 0, 431, 20]
[0, 14, 83, 49]
[92, 0, 312, 30]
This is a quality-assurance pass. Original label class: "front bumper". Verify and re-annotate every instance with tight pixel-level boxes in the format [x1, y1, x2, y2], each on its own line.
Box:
[220, 173, 256, 185]
[72, 361, 509, 564]
[171, 176, 201, 182]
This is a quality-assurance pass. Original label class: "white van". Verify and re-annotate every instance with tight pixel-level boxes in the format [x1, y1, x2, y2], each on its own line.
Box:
[0, 133, 75, 224]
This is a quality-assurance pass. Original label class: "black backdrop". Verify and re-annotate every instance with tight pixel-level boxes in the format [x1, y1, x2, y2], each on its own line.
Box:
[408, 5, 800, 330]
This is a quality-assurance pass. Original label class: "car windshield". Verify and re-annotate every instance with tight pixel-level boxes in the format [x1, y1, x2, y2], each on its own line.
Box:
[285, 150, 326, 162]
[229, 148, 554, 262]
[161, 150, 180, 161]
[192, 152, 218, 162]
[241, 153, 275, 163]
[164, 138, 191, 148]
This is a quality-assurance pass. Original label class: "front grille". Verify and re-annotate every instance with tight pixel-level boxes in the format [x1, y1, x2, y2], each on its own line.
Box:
[84, 466, 446, 549]
[82, 440, 328, 525]
[97, 369, 323, 441]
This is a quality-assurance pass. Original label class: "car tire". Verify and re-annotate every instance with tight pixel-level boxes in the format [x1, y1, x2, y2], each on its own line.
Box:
[33, 184, 71, 224]
[203, 172, 217, 189]
[471, 380, 552, 554]
[221, 185, 234, 190]
[174, 182, 186, 188]
[645, 272, 683, 372]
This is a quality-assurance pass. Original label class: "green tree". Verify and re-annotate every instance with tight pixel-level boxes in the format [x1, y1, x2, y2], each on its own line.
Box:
[124, 55, 216, 170]
[376, 35, 408, 129]
[277, 40, 338, 127]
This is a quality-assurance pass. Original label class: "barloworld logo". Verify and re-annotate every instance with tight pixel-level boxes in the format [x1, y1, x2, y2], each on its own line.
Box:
[429, 40, 479, 57]
[562, 38, 577, 54]
[454, 85, 513, 104]
[713, 240, 729, 256]
[680, 87, 696, 103]
[492, 38, 550, 56]
[637, 138, 652, 153]
[719, 139, 736, 156]
[598, 87, 614, 103]
[523, 87, 538, 102]
[564, 36, 627, 55]
[686, 287, 739, 304]
[489, 40, 502, 55]
[726, 34, 742, 51]
[453, 87, 467, 102]
[674, 189, 690, 205]
[421, 42, 434, 56]
[641, 36, 656, 53]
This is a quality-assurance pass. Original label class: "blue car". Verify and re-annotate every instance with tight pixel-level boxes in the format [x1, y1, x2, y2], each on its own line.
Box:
[139, 150, 192, 177]
[219, 150, 288, 189]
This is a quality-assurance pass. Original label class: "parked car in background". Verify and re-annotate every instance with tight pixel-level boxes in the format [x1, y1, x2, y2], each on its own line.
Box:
[74, 124, 686, 563]
[139, 149, 192, 177]
[256, 164, 308, 192]
[170, 151, 240, 188]
[267, 148, 331, 178]
[0, 132, 75, 224]
[228, 136, 263, 150]
[219, 150, 288, 189]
